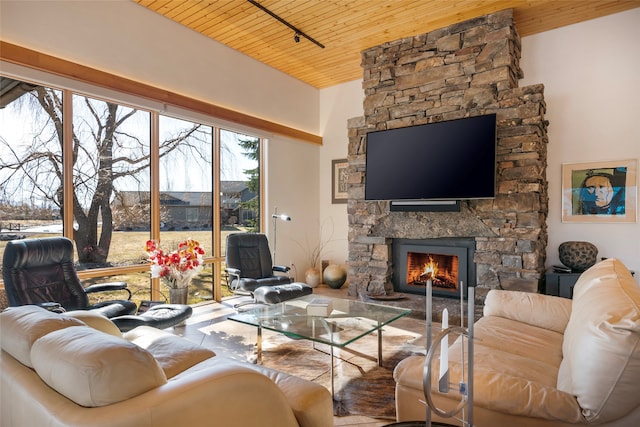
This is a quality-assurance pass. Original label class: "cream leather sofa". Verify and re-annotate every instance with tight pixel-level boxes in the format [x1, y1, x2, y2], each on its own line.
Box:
[394, 258, 640, 426]
[0, 305, 333, 427]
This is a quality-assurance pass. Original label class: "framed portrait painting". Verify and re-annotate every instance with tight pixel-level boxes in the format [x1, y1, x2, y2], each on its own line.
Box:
[331, 158, 348, 204]
[561, 159, 637, 223]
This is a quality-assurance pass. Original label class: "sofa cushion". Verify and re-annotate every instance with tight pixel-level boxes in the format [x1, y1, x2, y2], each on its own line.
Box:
[124, 326, 215, 378]
[483, 289, 572, 334]
[64, 310, 122, 337]
[558, 258, 640, 423]
[0, 305, 84, 367]
[472, 315, 565, 367]
[30, 326, 167, 407]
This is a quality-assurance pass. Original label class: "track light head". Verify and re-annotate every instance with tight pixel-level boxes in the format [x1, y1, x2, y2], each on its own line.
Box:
[294, 33, 300, 43]
[272, 213, 291, 221]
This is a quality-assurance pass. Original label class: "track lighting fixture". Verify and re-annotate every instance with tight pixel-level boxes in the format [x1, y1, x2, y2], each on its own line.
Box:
[248, 0, 325, 48]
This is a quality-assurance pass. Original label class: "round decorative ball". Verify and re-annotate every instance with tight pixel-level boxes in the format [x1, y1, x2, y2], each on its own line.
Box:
[323, 264, 347, 289]
[558, 241, 598, 272]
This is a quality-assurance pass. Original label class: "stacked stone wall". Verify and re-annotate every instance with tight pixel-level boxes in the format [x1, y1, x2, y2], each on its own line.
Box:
[347, 9, 548, 297]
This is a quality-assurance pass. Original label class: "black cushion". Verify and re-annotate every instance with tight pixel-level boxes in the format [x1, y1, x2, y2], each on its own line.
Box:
[226, 233, 274, 279]
[253, 283, 313, 304]
[236, 275, 292, 292]
[89, 300, 139, 318]
[111, 304, 193, 332]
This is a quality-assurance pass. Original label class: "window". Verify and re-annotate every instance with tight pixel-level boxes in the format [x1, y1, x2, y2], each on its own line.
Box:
[0, 76, 263, 304]
[219, 129, 261, 292]
[159, 115, 214, 303]
[0, 82, 64, 260]
[72, 94, 151, 269]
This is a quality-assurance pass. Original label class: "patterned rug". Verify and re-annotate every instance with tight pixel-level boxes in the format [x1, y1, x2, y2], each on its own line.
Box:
[258, 321, 424, 420]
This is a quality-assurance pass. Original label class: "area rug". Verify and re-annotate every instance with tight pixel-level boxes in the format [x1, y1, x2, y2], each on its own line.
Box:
[258, 321, 424, 420]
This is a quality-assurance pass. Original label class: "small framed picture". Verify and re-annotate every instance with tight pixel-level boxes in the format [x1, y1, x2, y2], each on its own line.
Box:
[561, 159, 637, 223]
[331, 158, 348, 204]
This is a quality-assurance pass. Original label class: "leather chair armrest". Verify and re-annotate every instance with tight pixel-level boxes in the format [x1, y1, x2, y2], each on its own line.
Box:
[84, 282, 132, 300]
[38, 302, 65, 313]
[273, 265, 291, 273]
[225, 268, 241, 291]
[225, 268, 241, 277]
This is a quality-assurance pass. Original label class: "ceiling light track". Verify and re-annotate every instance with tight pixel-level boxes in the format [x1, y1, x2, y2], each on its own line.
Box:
[247, 0, 325, 49]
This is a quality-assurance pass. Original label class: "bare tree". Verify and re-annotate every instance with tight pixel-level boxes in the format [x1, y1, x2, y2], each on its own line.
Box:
[0, 84, 206, 264]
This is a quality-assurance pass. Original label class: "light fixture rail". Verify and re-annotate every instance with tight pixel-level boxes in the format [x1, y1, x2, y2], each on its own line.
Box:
[247, 0, 325, 48]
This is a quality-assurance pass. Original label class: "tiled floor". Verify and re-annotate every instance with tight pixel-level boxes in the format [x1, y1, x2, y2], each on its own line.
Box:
[169, 285, 430, 427]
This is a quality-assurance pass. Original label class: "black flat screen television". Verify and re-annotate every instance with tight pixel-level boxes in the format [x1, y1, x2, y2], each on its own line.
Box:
[365, 114, 497, 204]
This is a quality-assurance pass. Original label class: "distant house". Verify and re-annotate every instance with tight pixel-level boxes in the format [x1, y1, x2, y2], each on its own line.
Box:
[113, 181, 256, 229]
[220, 181, 258, 226]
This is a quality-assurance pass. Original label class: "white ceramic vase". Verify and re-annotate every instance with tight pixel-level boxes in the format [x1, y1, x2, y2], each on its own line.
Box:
[304, 267, 322, 288]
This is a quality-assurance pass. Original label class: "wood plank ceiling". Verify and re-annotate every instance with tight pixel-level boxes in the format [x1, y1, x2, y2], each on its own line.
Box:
[134, 0, 640, 89]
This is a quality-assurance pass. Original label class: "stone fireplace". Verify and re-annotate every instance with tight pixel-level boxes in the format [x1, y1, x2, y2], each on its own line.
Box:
[346, 9, 549, 299]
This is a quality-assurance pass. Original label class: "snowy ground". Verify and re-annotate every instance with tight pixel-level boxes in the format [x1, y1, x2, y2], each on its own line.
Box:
[0, 223, 64, 233]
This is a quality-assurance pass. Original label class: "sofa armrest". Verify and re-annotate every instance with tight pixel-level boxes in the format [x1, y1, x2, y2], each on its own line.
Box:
[483, 290, 572, 333]
[242, 361, 333, 427]
[2, 351, 305, 427]
[168, 357, 322, 427]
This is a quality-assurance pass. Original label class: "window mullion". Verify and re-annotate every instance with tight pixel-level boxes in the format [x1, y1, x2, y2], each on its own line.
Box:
[150, 111, 161, 300]
[213, 127, 222, 301]
[62, 90, 74, 239]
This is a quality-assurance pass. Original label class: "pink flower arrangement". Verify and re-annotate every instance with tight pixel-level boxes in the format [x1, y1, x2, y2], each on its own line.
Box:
[145, 239, 205, 288]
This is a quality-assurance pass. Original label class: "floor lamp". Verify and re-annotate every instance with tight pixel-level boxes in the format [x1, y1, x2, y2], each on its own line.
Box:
[271, 206, 291, 264]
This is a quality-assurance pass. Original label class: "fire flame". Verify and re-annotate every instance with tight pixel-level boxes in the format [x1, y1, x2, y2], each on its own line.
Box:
[422, 256, 438, 280]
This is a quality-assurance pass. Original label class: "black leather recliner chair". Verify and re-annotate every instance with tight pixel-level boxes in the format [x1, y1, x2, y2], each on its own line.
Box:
[225, 232, 292, 293]
[2, 237, 138, 318]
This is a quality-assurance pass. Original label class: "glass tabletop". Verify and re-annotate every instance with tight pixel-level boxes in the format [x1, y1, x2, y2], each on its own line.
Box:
[228, 294, 412, 348]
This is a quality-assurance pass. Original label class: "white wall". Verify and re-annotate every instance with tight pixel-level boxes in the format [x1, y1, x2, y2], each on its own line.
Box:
[0, 0, 319, 134]
[318, 80, 364, 269]
[520, 9, 640, 280]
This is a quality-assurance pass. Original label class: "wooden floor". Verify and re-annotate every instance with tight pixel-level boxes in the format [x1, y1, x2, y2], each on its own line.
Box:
[169, 285, 430, 427]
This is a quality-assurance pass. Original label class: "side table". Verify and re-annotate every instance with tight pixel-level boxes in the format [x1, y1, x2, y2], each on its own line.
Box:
[544, 270, 581, 299]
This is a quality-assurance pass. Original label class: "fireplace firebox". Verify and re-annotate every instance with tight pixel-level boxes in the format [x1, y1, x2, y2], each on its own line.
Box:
[392, 238, 476, 299]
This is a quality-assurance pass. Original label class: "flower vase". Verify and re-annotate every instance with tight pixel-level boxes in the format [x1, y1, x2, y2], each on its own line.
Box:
[304, 267, 321, 288]
[169, 286, 189, 305]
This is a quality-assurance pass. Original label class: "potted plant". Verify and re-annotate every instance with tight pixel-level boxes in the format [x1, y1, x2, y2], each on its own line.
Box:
[296, 219, 333, 287]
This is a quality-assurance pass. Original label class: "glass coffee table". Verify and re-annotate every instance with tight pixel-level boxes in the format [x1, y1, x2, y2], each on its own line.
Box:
[228, 294, 412, 397]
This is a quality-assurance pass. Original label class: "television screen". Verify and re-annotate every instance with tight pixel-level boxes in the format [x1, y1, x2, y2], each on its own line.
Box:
[365, 114, 497, 202]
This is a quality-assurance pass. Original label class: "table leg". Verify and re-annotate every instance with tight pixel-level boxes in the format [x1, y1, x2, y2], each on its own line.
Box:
[330, 344, 335, 397]
[377, 323, 383, 366]
[257, 325, 262, 364]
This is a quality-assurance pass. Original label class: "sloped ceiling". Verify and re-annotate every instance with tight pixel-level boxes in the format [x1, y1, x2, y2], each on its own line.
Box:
[134, 0, 639, 88]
